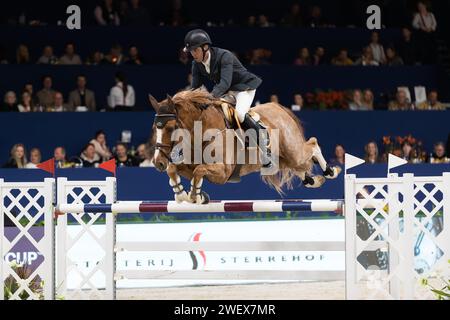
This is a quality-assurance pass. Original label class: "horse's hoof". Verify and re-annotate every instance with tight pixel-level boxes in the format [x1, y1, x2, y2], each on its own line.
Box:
[188, 191, 210, 204]
[200, 191, 210, 204]
[324, 166, 342, 180]
[174, 190, 189, 203]
[304, 175, 326, 188]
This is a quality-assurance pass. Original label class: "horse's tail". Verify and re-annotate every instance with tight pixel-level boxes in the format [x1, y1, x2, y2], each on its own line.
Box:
[261, 168, 298, 195]
[260, 103, 309, 195]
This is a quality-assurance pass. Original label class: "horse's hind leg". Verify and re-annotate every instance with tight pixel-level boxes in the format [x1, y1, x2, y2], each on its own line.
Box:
[291, 138, 325, 188]
[308, 137, 341, 179]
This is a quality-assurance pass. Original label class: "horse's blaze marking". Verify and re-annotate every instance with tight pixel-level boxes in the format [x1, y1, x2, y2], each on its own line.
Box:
[154, 128, 163, 163]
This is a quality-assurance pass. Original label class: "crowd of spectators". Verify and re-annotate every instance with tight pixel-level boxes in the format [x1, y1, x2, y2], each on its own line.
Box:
[3, 132, 449, 169]
[0, 71, 136, 112]
[2, 130, 153, 169]
[328, 136, 450, 171]
[2, 0, 446, 31]
[269, 87, 446, 112]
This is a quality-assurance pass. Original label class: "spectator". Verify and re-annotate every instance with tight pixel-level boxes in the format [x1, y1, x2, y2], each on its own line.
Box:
[413, 1, 437, 32]
[89, 130, 112, 162]
[412, 1, 437, 64]
[281, 3, 303, 27]
[398, 27, 418, 65]
[169, 0, 188, 26]
[249, 48, 271, 65]
[68, 75, 97, 112]
[23, 83, 39, 108]
[125, 46, 144, 65]
[331, 49, 353, 66]
[16, 44, 30, 64]
[307, 5, 326, 28]
[328, 144, 345, 168]
[446, 134, 450, 158]
[105, 44, 125, 65]
[94, 0, 120, 26]
[388, 90, 412, 111]
[0, 44, 8, 64]
[118, 0, 129, 22]
[124, 0, 150, 26]
[18, 91, 34, 112]
[401, 141, 413, 162]
[416, 90, 445, 110]
[54, 146, 72, 168]
[36, 75, 56, 110]
[178, 48, 189, 65]
[86, 50, 106, 65]
[80, 143, 101, 167]
[136, 143, 153, 167]
[348, 90, 363, 111]
[362, 89, 375, 110]
[270, 94, 279, 104]
[293, 48, 311, 66]
[114, 143, 138, 167]
[37, 45, 58, 64]
[25, 148, 41, 168]
[59, 42, 82, 65]
[48, 92, 71, 112]
[291, 94, 303, 111]
[247, 15, 256, 27]
[1, 91, 19, 112]
[429, 142, 450, 164]
[258, 14, 274, 27]
[355, 47, 379, 66]
[108, 71, 135, 111]
[385, 47, 404, 66]
[312, 47, 326, 65]
[3, 144, 27, 168]
[364, 141, 382, 164]
[368, 32, 386, 65]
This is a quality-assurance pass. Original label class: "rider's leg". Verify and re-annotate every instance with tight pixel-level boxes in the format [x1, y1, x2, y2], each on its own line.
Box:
[235, 90, 272, 168]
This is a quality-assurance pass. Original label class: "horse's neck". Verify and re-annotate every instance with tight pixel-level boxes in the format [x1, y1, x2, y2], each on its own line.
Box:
[177, 105, 201, 131]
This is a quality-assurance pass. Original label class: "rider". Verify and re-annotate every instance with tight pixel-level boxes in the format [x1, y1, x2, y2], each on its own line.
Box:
[183, 29, 272, 168]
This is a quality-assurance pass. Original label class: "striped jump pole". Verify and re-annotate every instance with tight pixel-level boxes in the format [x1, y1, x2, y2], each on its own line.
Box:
[56, 199, 345, 214]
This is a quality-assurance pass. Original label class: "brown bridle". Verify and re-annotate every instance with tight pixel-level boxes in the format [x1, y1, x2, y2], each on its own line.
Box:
[153, 112, 179, 163]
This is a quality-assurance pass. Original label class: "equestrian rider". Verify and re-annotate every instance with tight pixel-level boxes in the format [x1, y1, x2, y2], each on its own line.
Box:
[183, 29, 272, 168]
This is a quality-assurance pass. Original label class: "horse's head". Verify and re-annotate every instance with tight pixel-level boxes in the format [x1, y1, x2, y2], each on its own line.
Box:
[149, 94, 178, 172]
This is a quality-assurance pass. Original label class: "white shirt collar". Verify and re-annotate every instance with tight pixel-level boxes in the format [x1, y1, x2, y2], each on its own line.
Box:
[201, 51, 211, 73]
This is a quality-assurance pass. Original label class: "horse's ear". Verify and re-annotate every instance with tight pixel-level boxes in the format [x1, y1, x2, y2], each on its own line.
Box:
[166, 94, 176, 112]
[148, 94, 160, 112]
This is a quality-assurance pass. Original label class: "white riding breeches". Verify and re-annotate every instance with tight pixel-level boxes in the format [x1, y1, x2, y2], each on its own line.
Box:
[228, 89, 256, 123]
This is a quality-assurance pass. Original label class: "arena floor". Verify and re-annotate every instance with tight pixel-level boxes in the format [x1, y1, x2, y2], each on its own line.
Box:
[116, 281, 346, 300]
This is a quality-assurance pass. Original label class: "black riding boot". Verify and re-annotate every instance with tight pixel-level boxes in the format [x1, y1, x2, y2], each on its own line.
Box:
[241, 113, 272, 168]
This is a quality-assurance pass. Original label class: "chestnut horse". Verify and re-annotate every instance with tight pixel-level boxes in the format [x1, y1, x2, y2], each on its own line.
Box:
[149, 90, 340, 204]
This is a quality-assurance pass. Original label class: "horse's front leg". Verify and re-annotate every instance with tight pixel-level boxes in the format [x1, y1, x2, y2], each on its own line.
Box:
[188, 164, 228, 204]
[167, 164, 189, 203]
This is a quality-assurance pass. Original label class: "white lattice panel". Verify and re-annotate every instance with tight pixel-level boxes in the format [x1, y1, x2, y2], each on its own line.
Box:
[345, 173, 450, 300]
[0, 178, 54, 300]
[56, 177, 116, 300]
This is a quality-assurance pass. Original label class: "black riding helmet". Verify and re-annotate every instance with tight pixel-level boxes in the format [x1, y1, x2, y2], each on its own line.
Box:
[183, 29, 212, 53]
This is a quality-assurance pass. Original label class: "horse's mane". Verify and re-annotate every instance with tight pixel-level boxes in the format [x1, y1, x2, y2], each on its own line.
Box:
[172, 90, 217, 110]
